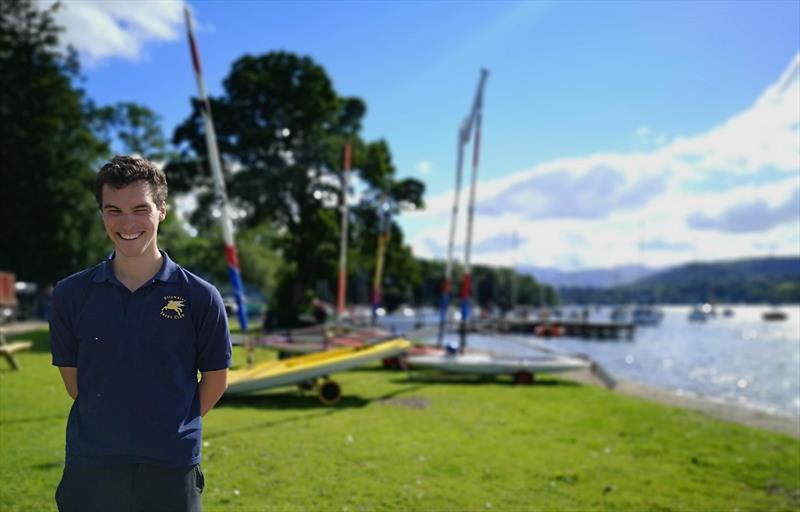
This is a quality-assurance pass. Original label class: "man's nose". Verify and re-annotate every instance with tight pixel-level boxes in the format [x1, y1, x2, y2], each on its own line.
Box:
[120, 213, 140, 227]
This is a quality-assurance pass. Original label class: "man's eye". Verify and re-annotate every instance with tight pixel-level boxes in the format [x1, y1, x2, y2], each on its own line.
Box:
[135, 209, 150, 214]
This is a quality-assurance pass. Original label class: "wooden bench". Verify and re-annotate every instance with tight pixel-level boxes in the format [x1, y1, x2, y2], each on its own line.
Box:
[0, 330, 33, 370]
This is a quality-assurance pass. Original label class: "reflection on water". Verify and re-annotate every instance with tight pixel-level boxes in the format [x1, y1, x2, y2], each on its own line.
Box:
[378, 305, 800, 418]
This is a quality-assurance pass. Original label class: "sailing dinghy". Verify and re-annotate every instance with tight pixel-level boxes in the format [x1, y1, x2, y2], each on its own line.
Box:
[226, 338, 411, 404]
[405, 351, 590, 384]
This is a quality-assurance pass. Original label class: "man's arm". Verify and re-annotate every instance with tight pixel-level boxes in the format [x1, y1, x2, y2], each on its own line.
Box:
[58, 367, 78, 400]
[199, 369, 227, 417]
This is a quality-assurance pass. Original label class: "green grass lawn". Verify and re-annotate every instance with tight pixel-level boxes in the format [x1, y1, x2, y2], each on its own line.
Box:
[1, 329, 799, 511]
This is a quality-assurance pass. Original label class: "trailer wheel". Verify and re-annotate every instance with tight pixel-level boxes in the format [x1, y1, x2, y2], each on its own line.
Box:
[382, 357, 408, 370]
[297, 379, 315, 391]
[514, 371, 534, 385]
[318, 380, 342, 405]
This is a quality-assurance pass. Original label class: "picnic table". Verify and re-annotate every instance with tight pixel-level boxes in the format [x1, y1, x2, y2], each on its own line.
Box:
[0, 329, 32, 370]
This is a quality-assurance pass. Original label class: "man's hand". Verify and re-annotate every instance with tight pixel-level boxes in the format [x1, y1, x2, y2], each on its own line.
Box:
[58, 367, 78, 400]
[199, 369, 228, 417]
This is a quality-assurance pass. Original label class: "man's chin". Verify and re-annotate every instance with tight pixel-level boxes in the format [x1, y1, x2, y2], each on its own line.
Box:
[114, 247, 145, 258]
[113, 241, 153, 259]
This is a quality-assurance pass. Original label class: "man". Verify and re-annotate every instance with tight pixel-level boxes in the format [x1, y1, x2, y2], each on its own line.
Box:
[50, 156, 231, 512]
[311, 297, 328, 325]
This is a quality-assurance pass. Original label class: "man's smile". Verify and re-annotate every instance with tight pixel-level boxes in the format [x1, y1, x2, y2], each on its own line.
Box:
[118, 232, 144, 241]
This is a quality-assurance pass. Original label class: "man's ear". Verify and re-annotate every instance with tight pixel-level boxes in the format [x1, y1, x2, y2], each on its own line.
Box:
[159, 201, 167, 221]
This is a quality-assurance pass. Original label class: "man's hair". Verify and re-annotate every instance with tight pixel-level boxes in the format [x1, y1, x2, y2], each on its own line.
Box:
[95, 155, 168, 209]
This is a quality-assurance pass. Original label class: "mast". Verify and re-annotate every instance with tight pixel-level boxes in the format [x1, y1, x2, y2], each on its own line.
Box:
[184, 7, 248, 330]
[436, 123, 468, 347]
[510, 231, 518, 311]
[371, 196, 391, 326]
[436, 70, 489, 348]
[458, 69, 489, 353]
[336, 143, 352, 321]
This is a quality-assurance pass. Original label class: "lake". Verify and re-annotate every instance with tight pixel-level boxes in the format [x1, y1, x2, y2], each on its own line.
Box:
[378, 304, 800, 419]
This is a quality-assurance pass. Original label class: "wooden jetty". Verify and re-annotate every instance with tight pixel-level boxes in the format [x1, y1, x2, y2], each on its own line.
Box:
[472, 318, 636, 340]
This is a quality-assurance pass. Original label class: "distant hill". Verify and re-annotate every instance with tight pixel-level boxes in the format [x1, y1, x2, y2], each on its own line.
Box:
[518, 263, 659, 288]
[557, 256, 800, 304]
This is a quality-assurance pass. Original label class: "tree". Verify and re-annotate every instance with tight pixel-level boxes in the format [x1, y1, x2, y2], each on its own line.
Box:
[171, 51, 424, 323]
[90, 102, 168, 160]
[0, 0, 109, 284]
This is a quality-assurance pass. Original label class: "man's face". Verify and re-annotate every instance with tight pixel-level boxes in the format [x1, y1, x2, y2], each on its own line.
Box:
[101, 181, 166, 259]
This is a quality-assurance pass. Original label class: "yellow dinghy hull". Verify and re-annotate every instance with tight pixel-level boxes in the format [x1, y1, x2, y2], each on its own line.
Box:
[226, 338, 411, 397]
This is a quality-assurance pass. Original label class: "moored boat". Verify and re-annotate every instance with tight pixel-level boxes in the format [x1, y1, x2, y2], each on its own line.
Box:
[762, 308, 788, 322]
[688, 304, 709, 322]
[632, 305, 664, 326]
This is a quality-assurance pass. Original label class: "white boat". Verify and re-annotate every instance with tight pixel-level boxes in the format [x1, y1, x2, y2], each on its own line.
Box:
[406, 351, 590, 384]
[688, 304, 709, 322]
[609, 306, 629, 322]
[632, 305, 664, 326]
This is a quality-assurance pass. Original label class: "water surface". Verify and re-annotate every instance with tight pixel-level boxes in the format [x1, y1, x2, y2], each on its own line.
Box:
[379, 305, 800, 418]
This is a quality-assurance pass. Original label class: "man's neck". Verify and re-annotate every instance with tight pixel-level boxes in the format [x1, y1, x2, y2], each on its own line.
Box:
[112, 248, 163, 292]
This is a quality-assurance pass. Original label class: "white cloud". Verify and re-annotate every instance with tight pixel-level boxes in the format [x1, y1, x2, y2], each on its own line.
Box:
[39, 0, 185, 64]
[404, 54, 800, 270]
[415, 160, 432, 175]
[665, 54, 800, 176]
[687, 185, 799, 233]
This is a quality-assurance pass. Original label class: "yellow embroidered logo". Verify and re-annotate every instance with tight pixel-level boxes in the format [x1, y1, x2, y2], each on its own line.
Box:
[160, 296, 186, 319]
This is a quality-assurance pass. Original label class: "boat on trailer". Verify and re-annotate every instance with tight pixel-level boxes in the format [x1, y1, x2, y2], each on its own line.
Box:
[257, 326, 391, 355]
[406, 351, 591, 384]
[226, 338, 411, 404]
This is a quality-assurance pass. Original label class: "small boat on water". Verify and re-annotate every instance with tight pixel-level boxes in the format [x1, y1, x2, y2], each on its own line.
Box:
[762, 308, 788, 322]
[688, 303, 711, 322]
[610, 306, 629, 322]
[534, 323, 564, 338]
[632, 305, 664, 327]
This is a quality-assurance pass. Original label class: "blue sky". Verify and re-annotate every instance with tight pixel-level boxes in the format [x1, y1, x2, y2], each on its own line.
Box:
[46, 0, 800, 270]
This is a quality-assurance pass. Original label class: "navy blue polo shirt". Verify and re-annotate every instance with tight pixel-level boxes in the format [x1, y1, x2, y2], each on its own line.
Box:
[50, 251, 232, 467]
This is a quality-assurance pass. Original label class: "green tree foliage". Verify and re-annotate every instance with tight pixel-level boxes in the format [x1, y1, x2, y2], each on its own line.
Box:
[158, 214, 226, 283]
[410, 259, 554, 311]
[559, 257, 800, 304]
[0, 0, 109, 284]
[170, 51, 424, 323]
[346, 141, 425, 312]
[90, 102, 168, 160]
[159, 212, 285, 305]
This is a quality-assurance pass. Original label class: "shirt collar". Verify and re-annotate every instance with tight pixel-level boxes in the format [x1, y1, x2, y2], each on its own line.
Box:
[153, 251, 179, 283]
[92, 250, 178, 284]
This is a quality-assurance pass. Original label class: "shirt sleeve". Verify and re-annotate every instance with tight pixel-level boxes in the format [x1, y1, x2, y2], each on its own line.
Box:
[50, 283, 78, 367]
[195, 285, 233, 372]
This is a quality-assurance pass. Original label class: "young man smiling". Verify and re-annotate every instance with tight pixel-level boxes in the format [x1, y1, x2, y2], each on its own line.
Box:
[50, 156, 231, 512]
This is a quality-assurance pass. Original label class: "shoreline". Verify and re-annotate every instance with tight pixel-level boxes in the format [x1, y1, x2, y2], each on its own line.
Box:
[562, 368, 800, 438]
[4, 321, 798, 438]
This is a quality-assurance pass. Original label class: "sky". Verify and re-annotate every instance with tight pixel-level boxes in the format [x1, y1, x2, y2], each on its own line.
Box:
[42, 0, 800, 271]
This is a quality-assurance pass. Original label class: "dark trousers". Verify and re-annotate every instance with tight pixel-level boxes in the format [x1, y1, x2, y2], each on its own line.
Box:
[55, 463, 204, 512]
